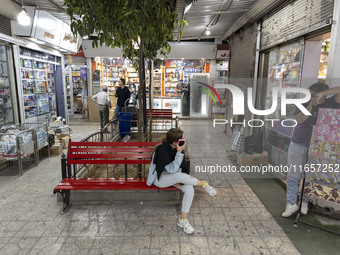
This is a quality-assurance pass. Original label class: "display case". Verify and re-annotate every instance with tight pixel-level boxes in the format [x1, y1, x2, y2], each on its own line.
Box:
[0, 126, 36, 175]
[215, 60, 228, 79]
[0, 44, 15, 127]
[264, 42, 303, 169]
[19, 47, 60, 124]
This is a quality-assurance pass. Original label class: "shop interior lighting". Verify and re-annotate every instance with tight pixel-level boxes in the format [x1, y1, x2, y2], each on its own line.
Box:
[18, 0, 30, 26]
[205, 30, 211, 35]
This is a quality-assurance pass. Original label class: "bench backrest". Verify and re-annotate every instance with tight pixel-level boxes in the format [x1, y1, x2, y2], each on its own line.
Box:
[67, 141, 160, 165]
[146, 109, 173, 119]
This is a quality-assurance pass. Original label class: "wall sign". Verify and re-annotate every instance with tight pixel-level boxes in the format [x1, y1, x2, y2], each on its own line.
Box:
[32, 10, 63, 46]
[216, 50, 229, 59]
[60, 23, 78, 52]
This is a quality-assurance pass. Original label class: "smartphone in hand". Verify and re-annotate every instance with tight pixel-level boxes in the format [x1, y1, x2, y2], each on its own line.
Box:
[178, 139, 186, 146]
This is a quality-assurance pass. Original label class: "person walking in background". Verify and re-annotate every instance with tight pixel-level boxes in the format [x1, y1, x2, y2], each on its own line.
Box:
[92, 86, 111, 130]
[114, 78, 130, 124]
[282, 83, 340, 217]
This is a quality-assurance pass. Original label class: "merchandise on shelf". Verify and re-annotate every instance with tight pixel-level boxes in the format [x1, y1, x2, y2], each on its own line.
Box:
[0, 129, 34, 160]
[318, 39, 330, 80]
[0, 44, 14, 127]
[19, 47, 60, 123]
[264, 41, 303, 167]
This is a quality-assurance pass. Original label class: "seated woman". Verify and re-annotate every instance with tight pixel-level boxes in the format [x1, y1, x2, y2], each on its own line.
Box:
[147, 128, 217, 234]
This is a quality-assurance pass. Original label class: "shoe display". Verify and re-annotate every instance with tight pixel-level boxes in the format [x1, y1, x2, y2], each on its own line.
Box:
[202, 182, 217, 197]
[281, 203, 299, 217]
[301, 202, 309, 215]
[177, 218, 194, 235]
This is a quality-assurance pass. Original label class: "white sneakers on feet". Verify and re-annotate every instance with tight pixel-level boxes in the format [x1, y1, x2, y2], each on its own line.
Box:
[177, 218, 194, 234]
[301, 202, 309, 215]
[282, 203, 299, 217]
[202, 181, 217, 197]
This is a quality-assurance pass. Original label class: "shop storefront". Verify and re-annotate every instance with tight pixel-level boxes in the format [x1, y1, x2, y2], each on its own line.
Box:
[64, 47, 88, 118]
[10, 7, 80, 125]
[89, 56, 211, 117]
[257, 0, 334, 172]
[82, 40, 217, 119]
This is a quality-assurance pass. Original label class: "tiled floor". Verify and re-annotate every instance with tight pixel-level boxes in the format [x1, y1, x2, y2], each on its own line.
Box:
[0, 120, 301, 255]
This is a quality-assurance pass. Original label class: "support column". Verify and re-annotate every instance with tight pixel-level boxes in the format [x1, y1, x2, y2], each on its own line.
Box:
[326, 0, 340, 88]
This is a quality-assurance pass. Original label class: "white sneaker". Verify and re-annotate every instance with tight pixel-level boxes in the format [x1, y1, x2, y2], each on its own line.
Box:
[301, 202, 309, 215]
[202, 182, 217, 197]
[177, 218, 194, 234]
[282, 203, 299, 217]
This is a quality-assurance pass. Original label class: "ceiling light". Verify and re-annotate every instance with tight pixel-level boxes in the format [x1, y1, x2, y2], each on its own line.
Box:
[184, 0, 197, 14]
[184, 2, 192, 14]
[17, 1, 30, 26]
[205, 30, 211, 35]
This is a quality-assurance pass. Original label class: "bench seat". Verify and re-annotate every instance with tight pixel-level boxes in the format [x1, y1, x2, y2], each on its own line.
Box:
[54, 178, 178, 191]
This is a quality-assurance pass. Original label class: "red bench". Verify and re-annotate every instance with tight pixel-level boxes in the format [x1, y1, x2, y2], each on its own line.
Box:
[146, 109, 179, 130]
[53, 141, 178, 214]
[146, 109, 173, 119]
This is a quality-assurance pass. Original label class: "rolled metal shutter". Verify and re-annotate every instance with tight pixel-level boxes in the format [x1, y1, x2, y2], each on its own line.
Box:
[229, 24, 257, 79]
[227, 23, 258, 136]
[0, 15, 11, 36]
[261, 0, 334, 50]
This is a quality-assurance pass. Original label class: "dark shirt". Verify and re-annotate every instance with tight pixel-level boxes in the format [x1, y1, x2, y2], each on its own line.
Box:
[292, 97, 340, 146]
[116, 86, 130, 107]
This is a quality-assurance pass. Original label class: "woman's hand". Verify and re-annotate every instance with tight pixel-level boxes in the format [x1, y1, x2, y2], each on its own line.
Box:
[177, 141, 186, 153]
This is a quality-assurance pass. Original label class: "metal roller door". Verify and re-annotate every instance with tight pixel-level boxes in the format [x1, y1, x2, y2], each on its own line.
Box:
[261, 0, 334, 50]
[227, 23, 258, 136]
[0, 15, 11, 36]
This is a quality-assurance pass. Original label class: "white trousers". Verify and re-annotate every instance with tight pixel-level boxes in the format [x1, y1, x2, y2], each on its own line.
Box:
[154, 172, 198, 213]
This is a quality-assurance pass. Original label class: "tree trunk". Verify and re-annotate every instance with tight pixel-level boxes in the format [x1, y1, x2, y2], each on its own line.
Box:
[148, 58, 153, 142]
[137, 41, 144, 143]
[137, 39, 144, 177]
[142, 56, 147, 139]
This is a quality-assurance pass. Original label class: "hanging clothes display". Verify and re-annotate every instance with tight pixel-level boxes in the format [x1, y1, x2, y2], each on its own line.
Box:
[304, 108, 340, 204]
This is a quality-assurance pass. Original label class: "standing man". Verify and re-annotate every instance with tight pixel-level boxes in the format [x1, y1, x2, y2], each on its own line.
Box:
[92, 86, 111, 130]
[282, 83, 340, 217]
[114, 78, 130, 124]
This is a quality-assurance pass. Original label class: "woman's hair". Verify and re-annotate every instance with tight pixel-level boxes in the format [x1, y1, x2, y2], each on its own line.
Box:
[162, 128, 184, 144]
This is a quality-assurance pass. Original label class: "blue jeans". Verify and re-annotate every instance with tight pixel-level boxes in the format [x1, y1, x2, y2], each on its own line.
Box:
[286, 141, 309, 204]
[114, 105, 124, 123]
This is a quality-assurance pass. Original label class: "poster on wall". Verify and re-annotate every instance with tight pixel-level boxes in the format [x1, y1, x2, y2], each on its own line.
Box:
[304, 108, 340, 204]
[80, 68, 88, 117]
[162, 99, 181, 113]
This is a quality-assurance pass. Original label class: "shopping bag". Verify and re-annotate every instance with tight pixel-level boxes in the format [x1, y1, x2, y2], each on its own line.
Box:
[231, 128, 244, 152]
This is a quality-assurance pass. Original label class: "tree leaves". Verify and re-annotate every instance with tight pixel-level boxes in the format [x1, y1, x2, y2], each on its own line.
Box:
[64, 0, 183, 61]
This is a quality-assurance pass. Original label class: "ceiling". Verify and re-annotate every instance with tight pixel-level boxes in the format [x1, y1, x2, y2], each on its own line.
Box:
[10, 0, 259, 41]
[11, 0, 71, 23]
[174, 0, 259, 41]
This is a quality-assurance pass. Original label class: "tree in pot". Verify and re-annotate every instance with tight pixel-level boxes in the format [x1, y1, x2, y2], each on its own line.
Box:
[64, 0, 184, 144]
